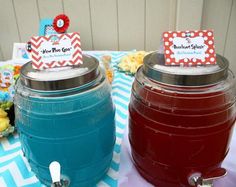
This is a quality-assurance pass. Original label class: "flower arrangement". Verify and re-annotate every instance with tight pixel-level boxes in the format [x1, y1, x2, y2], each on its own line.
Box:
[0, 64, 22, 137]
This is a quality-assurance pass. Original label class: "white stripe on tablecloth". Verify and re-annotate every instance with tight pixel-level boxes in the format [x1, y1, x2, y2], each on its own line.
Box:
[97, 181, 110, 187]
[112, 152, 120, 164]
[0, 150, 21, 163]
[112, 88, 130, 97]
[116, 137, 123, 145]
[113, 78, 133, 87]
[113, 96, 129, 106]
[115, 104, 128, 115]
[107, 167, 118, 180]
[116, 114, 127, 124]
[112, 83, 131, 91]
[0, 162, 38, 186]
[0, 138, 21, 151]
[0, 177, 7, 187]
[116, 126, 125, 134]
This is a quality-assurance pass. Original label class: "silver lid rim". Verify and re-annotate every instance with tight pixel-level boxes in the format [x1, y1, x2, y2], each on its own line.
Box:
[20, 55, 100, 91]
[143, 52, 229, 86]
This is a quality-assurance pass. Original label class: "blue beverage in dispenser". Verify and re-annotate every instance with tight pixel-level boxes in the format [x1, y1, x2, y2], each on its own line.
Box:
[15, 55, 116, 187]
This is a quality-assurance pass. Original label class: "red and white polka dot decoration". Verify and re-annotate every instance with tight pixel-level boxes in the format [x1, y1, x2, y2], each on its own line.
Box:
[163, 30, 216, 66]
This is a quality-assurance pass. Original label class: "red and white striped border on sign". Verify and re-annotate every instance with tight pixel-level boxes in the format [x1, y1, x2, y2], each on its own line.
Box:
[30, 32, 82, 70]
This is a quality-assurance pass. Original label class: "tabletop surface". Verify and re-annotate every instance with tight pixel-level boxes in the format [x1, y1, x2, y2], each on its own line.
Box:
[0, 51, 236, 187]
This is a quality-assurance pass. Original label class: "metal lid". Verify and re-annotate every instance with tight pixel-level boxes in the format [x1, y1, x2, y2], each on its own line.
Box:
[20, 55, 100, 91]
[143, 52, 229, 86]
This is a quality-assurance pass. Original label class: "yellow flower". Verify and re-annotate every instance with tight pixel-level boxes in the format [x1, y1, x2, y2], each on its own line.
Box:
[119, 51, 148, 74]
[0, 117, 10, 132]
[0, 109, 7, 118]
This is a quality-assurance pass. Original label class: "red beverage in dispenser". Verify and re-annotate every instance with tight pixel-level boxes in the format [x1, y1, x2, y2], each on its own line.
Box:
[129, 52, 236, 187]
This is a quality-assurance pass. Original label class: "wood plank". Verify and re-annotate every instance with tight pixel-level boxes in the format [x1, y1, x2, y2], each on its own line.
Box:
[118, 0, 145, 50]
[169, 0, 177, 30]
[90, 0, 118, 50]
[64, 0, 93, 50]
[37, 0, 63, 19]
[0, 46, 3, 61]
[146, 0, 176, 51]
[0, 0, 20, 60]
[13, 0, 39, 42]
[201, 0, 233, 54]
[224, 0, 236, 74]
[176, 0, 204, 30]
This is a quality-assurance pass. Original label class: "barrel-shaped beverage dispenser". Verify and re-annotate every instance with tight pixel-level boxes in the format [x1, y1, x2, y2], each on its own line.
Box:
[129, 52, 236, 187]
[15, 55, 116, 187]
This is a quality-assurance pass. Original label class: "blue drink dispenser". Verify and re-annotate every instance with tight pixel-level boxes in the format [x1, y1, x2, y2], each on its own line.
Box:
[15, 55, 116, 187]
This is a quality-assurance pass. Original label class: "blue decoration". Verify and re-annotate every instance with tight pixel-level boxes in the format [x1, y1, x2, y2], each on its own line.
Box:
[0, 91, 10, 102]
[39, 19, 57, 36]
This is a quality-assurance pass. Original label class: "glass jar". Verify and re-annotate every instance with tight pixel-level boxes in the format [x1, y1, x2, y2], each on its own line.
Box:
[15, 55, 116, 187]
[129, 52, 236, 187]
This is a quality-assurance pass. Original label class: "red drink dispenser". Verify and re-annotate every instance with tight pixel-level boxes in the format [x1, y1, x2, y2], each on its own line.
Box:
[129, 52, 236, 187]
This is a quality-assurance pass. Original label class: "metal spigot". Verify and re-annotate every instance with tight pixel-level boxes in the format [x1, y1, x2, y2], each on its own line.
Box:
[188, 168, 227, 187]
[51, 178, 69, 187]
[49, 161, 70, 187]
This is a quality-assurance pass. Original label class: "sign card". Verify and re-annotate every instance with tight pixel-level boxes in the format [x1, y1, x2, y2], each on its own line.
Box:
[163, 30, 216, 66]
[30, 32, 82, 70]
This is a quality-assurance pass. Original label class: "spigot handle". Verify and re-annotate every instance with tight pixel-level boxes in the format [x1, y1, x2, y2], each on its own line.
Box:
[189, 168, 227, 187]
[49, 161, 62, 187]
[202, 168, 227, 181]
[49, 161, 70, 187]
